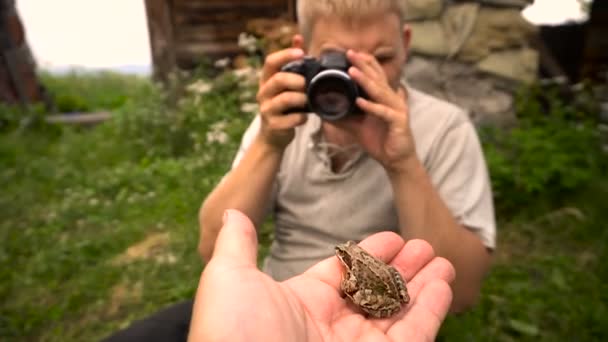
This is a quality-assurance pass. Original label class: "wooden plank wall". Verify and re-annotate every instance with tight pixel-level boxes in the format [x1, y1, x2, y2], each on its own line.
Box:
[145, 0, 176, 83]
[146, 0, 295, 81]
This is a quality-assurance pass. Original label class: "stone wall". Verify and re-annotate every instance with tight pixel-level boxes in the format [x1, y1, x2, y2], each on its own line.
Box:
[403, 0, 538, 126]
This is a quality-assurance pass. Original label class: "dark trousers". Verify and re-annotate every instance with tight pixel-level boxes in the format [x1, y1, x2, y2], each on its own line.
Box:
[101, 300, 194, 342]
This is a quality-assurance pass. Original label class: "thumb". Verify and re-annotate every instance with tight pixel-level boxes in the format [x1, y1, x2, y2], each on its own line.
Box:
[211, 209, 258, 266]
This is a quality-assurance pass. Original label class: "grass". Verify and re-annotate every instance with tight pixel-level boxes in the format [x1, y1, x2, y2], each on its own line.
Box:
[1, 70, 607, 341]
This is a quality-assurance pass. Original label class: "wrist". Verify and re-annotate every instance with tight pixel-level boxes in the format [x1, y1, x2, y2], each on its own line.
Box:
[254, 133, 288, 156]
[386, 155, 424, 180]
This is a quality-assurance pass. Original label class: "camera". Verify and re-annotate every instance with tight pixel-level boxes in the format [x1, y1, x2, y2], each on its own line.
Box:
[280, 50, 368, 121]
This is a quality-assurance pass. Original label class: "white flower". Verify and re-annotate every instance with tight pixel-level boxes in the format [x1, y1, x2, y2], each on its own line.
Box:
[240, 102, 259, 114]
[186, 79, 213, 94]
[211, 120, 228, 131]
[232, 67, 260, 87]
[206, 120, 230, 144]
[214, 57, 231, 69]
[206, 131, 229, 144]
[155, 253, 178, 265]
[239, 90, 255, 101]
[233, 67, 253, 78]
[238, 32, 258, 53]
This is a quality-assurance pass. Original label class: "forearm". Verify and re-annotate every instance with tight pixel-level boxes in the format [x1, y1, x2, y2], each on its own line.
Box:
[198, 135, 284, 262]
[388, 157, 491, 312]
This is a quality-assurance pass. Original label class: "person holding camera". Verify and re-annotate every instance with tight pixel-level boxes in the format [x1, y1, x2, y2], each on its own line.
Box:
[199, 0, 495, 311]
[103, 1, 496, 341]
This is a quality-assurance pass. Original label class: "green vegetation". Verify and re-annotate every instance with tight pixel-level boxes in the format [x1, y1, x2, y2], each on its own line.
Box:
[0, 70, 606, 341]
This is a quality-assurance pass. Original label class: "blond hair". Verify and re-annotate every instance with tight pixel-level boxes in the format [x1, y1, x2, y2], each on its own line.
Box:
[296, 0, 408, 44]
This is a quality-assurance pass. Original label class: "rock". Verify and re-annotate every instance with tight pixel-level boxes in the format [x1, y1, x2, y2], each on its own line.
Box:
[403, 0, 444, 21]
[403, 56, 518, 126]
[442, 3, 480, 58]
[473, 0, 533, 9]
[409, 21, 449, 56]
[409, 4, 535, 63]
[402, 1, 539, 126]
[477, 48, 539, 83]
[457, 7, 537, 62]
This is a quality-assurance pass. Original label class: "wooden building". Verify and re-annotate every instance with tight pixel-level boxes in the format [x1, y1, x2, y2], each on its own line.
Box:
[145, 0, 296, 82]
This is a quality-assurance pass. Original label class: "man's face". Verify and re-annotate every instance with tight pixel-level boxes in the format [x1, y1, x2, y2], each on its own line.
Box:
[306, 12, 409, 90]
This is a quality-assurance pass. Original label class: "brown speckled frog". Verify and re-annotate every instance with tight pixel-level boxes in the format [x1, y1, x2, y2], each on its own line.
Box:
[335, 240, 410, 318]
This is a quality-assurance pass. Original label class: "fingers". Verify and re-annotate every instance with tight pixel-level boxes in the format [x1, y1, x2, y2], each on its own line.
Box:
[257, 72, 306, 103]
[404, 256, 456, 299]
[345, 50, 408, 125]
[259, 91, 307, 117]
[291, 34, 304, 49]
[391, 239, 455, 295]
[261, 48, 304, 84]
[388, 280, 453, 341]
[303, 231, 405, 289]
[390, 239, 437, 281]
[211, 209, 259, 267]
[346, 50, 385, 82]
[358, 231, 406, 263]
[374, 241, 454, 332]
[259, 90, 308, 131]
[261, 112, 308, 131]
[348, 65, 406, 125]
[256, 47, 309, 145]
[355, 96, 395, 122]
[349, 65, 385, 104]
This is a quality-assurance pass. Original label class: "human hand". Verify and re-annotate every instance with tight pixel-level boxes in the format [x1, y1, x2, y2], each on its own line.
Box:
[188, 209, 455, 342]
[256, 36, 309, 150]
[335, 50, 417, 174]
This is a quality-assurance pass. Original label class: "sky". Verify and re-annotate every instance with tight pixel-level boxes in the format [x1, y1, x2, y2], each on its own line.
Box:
[17, 0, 151, 72]
[16, 0, 590, 73]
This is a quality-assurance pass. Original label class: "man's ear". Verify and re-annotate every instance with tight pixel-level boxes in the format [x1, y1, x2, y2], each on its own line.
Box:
[292, 34, 305, 51]
[401, 24, 412, 61]
[401, 24, 412, 51]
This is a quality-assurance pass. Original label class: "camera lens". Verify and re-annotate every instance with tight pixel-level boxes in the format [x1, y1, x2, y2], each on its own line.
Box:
[308, 70, 356, 120]
[311, 80, 350, 117]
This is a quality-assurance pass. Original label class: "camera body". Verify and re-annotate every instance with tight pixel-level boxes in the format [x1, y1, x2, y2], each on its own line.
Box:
[280, 50, 368, 121]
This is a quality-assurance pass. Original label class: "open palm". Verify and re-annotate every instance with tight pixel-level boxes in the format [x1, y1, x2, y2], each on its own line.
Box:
[188, 210, 455, 342]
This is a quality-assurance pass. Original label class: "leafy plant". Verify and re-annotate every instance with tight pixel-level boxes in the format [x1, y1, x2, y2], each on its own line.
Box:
[40, 70, 152, 113]
[480, 83, 607, 214]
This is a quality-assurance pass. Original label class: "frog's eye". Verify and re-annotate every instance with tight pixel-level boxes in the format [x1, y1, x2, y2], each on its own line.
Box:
[338, 251, 352, 268]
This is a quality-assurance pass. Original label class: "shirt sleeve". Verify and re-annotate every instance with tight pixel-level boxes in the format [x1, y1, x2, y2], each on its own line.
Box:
[426, 115, 497, 249]
[224, 115, 279, 218]
[230, 115, 262, 169]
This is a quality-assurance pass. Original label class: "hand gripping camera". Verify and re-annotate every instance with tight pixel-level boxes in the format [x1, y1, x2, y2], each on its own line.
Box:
[280, 50, 368, 121]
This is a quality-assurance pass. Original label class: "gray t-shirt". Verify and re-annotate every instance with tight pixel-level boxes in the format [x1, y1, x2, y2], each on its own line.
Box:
[230, 86, 496, 281]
